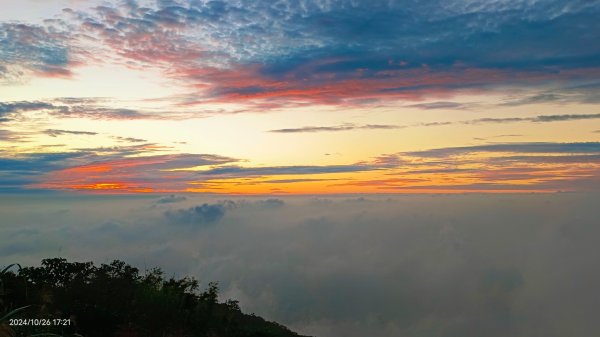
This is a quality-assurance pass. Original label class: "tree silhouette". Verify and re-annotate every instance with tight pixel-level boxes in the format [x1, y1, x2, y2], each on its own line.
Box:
[0, 259, 309, 337]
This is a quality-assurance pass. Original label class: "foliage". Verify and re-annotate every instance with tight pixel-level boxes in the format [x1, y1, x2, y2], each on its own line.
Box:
[0, 259, 308, 337]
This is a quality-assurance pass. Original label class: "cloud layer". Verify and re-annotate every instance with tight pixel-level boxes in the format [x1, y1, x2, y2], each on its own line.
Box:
[2, 0, 599, 107]
[2, 193, 600, 337]
[1, 141, 599, 193]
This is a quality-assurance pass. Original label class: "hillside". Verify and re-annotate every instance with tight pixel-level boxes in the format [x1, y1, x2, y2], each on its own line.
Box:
[0, 259, 310, 337]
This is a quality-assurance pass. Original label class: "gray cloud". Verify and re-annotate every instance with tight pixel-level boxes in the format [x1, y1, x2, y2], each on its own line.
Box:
[501, 83, 600, 106]
[487, 154, 600, 164]
[0, 23, 72, 80]
[254, 198, 285, 208]
[417, 113, 600, 129]
[0, 150, 113, 192]
[263, 178, 343, 184]
[197, 163, 387, 177]
[405, 142, 600, 158]
[164, 203, 226, 226]
[467, 113, 600, 124]
[0, 100, 149, 120]
[406, 101, 469, 110]
[2, 194, 600, 337]
[422, 113, 600, 128]
[535, 113, 600, 122]
[0, 101, 54, 119]
[473, 134, 523, 141]
[402, 168, 477, 174]
[269, 124, 403, 133]
[113, 136, 147, 143]
[70, 144, 166, 156]
[419, 121, 454, 127]
[270, 112, 600, 135]
[156, 194, 187, 204]
[53, 105, 147, 120]
[45, 129, 98, 137]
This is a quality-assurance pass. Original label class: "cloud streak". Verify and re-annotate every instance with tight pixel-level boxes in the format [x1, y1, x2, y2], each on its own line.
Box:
[269, 113, 600, 134]
[406, 101, 470, 110]
[405, 142, 600, 158]
[0, 99, 151, 121]
[269, 124, 403, 133]
[45, 129, 98, 137]
[467, 113, 600, 124]
[196, 163, 389, 178]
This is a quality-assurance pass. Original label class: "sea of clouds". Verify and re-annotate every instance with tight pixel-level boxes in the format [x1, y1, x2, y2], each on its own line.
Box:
[1, 193, 599, 337]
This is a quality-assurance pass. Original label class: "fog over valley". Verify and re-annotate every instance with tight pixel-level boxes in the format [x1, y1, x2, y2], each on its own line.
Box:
[2, 193, 598, 337]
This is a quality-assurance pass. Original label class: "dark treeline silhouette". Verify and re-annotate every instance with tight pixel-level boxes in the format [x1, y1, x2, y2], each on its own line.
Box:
[0, 259, 309, 337]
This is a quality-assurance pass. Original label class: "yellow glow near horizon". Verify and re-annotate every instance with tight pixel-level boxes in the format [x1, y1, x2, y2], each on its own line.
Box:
[2, 63, 179, 102]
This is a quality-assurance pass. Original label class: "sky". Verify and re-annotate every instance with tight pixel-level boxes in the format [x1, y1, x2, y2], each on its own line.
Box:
[1, 0, 599, 194]
[2, 2, 600, 336]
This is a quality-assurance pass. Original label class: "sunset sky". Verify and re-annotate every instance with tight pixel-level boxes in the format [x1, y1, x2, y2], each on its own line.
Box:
[3, 3, 600, 336]
[2, 0, 600, 194]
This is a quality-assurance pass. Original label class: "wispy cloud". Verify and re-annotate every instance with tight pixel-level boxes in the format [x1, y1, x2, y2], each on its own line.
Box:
[467, 113, 600, 124]
[0, 101, 54, 119]
[263, 178, 344, 184]
[269, 112, 600, 135]
[196, 163, 389, 177]
[0, 99, 161, 121]
[420, 113, 600, 129]
[112, 136, 147, 143]
[156, 194, 187, 204]
[406, 101, 470, 110]
[45, 129, 98, 137]
[0, 129, 31, 142]
[269, 124, 403, 133]
[405, 142, 600, 158]
[473, 134, 523, 141]
[500, 83, 600, 106]
[0, 98, 231, 121]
